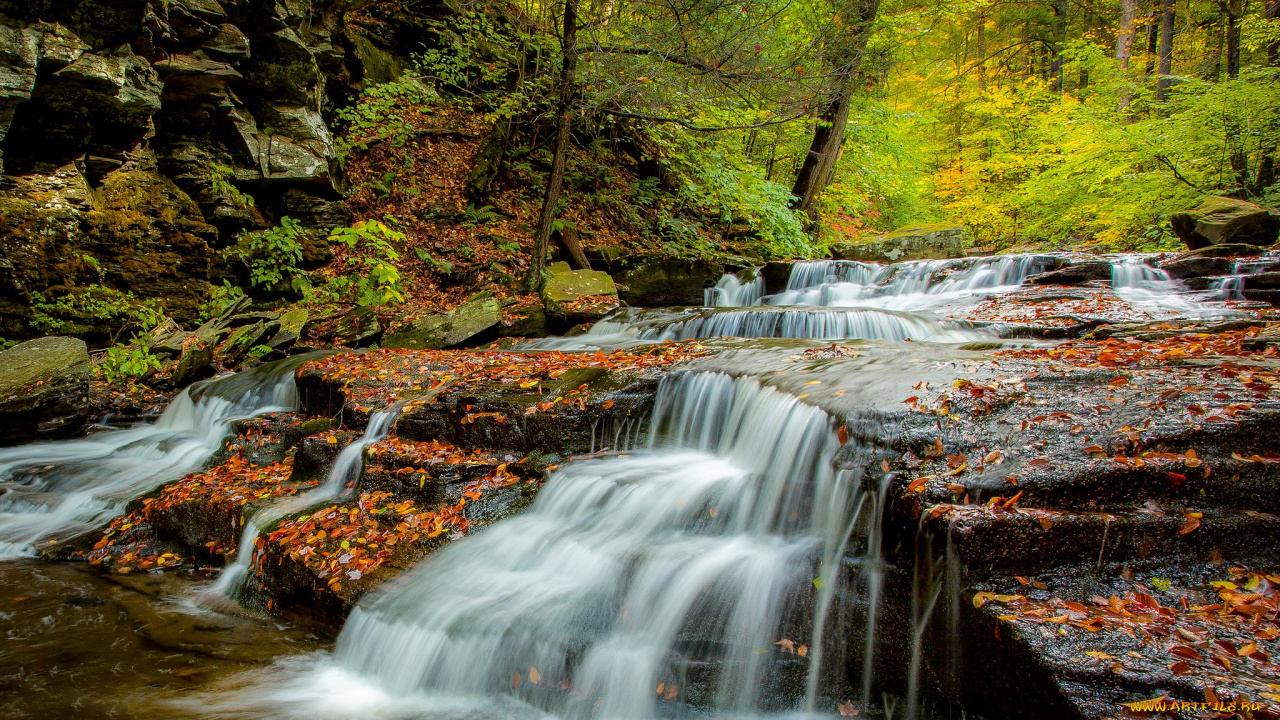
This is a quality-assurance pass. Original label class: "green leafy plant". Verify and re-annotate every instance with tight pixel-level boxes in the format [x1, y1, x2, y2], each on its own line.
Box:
[208, 162, 255, 208]
[98, 342, 163, 384]
[30, 285, 164, 342]
[414, 247, 454, 275]
[491, 236, 521, 254]
[245, 345, 274, 361]
[234, 217, 306, 292]
[326, 220, 407, 307]
[198, 280, 246, 322]
[463, 204, 500, 226]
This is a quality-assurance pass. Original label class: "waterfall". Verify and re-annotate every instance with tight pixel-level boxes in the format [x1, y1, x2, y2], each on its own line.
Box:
[229, 371, 884, 719]
[768, 256, 1049, 310]
[1107, 256, 1239, 318]
[205, 409, 401, 602]
[705, 269, 765, 307]
[0, 357, 314, 559]
[648, 308, 986, 342]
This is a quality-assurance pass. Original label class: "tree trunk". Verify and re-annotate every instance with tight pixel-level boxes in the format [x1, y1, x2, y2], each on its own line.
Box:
[1049, 0, 1069, 91]
[1156, 0, 1175, 101]
[1213, 26, 1224, 82]
[790, 0, 881, 221]
[1117, 0, 1137, 113]
[526, 0, 578, 291]
[554, 225, 590, 270]
[791, 85, 854, 219]
[1226, 0, 1243, 79]
[1269, 0, 1280, 67]
[1145, 0, 1160, 76]
[976, 11, 986, 91]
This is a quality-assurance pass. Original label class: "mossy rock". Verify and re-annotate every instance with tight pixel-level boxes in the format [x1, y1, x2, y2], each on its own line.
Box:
[384, 295, 502, 350]
[0, 336, 90, 445]
[830, 224, 965, 263]
[614, 256, 721, 306]
[541, 262, 618, 320]
[1170, 196, 1280, 250]
[267, 308, 309, 349]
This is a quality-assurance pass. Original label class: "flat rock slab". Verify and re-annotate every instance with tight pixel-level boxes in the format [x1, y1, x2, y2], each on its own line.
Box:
[0, 335, 90, 444]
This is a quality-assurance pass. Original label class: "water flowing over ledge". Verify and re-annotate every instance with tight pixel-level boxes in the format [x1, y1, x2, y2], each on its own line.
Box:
[0, 357, 314, 559]
[206, 371, 889, 720]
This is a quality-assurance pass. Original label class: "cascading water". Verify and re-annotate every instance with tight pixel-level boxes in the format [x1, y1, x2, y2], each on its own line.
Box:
[644, 307, 986, 343]
[1108, 255, 1240, 318]
[0, 358, 311, 559]
[207, 409, 401, 601]
[705, 269, 765, 307]
[765, 256, 1050, 310]
[215, 371, 886, 720]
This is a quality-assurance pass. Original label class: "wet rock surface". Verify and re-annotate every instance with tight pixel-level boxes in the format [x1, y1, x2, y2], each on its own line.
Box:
[830, 224, 965, 263]
[0, 335, 89, 444]
[1171, 196, 1280, 250]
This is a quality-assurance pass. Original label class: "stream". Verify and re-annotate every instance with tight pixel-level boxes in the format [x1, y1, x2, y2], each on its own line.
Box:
[0, 253, 1261, 719]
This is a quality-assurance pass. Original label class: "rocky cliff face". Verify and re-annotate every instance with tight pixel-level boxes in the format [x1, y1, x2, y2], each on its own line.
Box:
[0, 0, 427, 335]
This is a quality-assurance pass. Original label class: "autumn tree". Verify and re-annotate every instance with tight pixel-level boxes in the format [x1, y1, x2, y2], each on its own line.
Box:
[790, 0, 882, 221]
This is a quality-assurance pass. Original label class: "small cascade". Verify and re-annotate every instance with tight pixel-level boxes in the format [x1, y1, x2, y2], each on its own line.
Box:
[705, 269, 765, 307]
[785, 260, 880, 290]
[768, 255, 1050, 310]
[1108, 256, 1240, 318]
[0, 357, 312, 559]
[1210, 275, 1246, 301]
[1109, 256, 1174, 290]
[207, 409, 400, 602]
[232, 371, 891, 719]
[523, 306, 988, 349]
[649, 308, 987, 343]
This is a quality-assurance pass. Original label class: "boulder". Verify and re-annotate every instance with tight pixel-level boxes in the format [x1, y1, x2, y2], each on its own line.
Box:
[498, 302, 548, 338]
[1166, 242, 1272, 259]
[331, 307, 382, 347]
[1170, 196, 1280, 250]
[614, 257, 722, 306]
[383, 294, 502, 350]
[169, 333, 216, 387]
[267, 308, 308, 350]
[1025, 260, 1113, 285]
[830, 224, 965, 263]
[0, 336, 90, 445]
[1156, 255, 1233, 279]
[541, 262, 619, 321]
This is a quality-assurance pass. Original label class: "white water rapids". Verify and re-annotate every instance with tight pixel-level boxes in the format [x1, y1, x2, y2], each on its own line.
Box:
[203, 371, 882, 720]
[0, 360, 306, 559]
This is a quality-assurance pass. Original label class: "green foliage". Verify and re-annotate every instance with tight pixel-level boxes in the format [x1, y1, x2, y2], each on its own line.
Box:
[1150, 577, 1173, 592]
[334, 73, 440, 163]
[673, 142, 813, 259]
[98, 342, 163, 385]
[491, 236, 521, 254]
[415, 247, 454, 275]
[30, 285, 163, 340]
[415, 11, 556, 121]
[208, 162, 255, 207]
[198, 280, 246, 322]
[325, 220, 407, 307]
[234, 217, 307, 291]
[463, 204, 500, 226]
[0, 337, 15, 351]
[245, 345, 274, 361]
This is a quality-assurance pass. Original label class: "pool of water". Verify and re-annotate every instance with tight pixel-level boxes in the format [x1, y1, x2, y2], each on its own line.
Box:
[0, 560, 326, 719]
